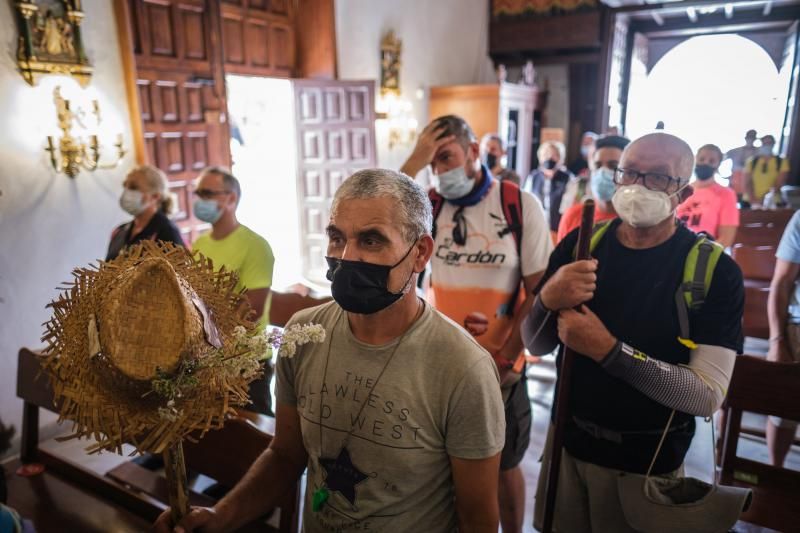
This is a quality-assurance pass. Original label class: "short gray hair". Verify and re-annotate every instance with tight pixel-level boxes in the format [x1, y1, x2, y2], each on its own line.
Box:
[199, 166, 241, 204]
[331, 169, 432, 243]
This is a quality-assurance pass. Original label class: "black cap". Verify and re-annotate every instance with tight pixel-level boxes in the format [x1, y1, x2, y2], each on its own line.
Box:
[595, 135, 630, 151]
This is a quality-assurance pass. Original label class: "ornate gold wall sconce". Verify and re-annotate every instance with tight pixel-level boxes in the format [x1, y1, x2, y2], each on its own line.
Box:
[45, 86, 125, 178]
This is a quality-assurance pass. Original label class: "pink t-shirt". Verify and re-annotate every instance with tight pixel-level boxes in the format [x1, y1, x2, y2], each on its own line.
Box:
[676, 182, 739, 238]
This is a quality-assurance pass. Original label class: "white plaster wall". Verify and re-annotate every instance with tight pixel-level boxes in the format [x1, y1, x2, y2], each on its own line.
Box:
[0, 0, 136, 453]
[335, 0, 497, 171]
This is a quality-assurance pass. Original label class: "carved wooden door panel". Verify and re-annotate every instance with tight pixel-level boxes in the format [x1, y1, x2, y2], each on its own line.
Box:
[293, 80, 377, 282]
[220, 0, 295, 77]
[124, 0, 231, 243]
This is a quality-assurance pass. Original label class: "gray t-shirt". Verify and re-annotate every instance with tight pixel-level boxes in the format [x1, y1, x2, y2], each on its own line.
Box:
[276, 300, 505, 532]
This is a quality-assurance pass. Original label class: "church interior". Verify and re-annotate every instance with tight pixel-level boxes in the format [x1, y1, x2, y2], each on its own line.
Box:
[2, 1, 800, 532]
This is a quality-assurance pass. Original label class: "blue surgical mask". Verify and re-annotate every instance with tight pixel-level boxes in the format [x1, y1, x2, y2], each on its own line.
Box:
[590, 167, 616, 202]
[759, 145, 774, 157]
[581, 146, 591, 158]
[193, 198, 223, 223]
[436, 166, 473, 200]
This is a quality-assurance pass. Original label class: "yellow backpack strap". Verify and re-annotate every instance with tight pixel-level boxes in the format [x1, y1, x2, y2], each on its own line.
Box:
[572, 220, 613, 259]
[675, 235, 724, 349]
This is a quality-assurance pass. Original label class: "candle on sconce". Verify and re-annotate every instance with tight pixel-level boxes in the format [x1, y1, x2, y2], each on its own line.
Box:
[116, 133, 123, 145]
[47, 136, 55, 151]
[90, 135, 99, 148]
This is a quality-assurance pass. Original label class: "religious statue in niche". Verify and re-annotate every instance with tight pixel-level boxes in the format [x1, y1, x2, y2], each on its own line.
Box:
[12, 0, 92, 87]
[380, 30, 401, 96]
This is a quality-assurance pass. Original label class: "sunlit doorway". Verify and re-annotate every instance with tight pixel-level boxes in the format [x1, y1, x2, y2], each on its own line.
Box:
[225, 75, 303, 290]
[626, 34, 791, 180]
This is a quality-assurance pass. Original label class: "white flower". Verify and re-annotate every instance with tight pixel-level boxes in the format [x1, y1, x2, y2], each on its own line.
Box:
[277, 323, 326, 358]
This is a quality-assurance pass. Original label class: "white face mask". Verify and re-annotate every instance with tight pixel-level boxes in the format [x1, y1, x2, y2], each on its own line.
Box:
[611, 183, 687, 228]
[120, 189, 146, 216]
[436, 166, 473, 199]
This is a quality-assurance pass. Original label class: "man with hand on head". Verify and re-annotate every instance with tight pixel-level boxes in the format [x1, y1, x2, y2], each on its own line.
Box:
[155, 169, 505, 532]
[402, 115, 552, 533]
[522, 132, 744, 531]
[192, 166, 275, 415]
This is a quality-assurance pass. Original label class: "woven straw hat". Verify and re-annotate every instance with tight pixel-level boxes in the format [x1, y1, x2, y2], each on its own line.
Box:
[41, 240, 261, 455]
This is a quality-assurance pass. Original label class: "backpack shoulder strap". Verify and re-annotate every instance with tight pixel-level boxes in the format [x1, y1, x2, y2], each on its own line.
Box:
[428, 188, 445, 240]
[499, 179, 523, 257]
[497, 179, 525, 318]
[572, 219, 614, 259]
[674, 234, 724, 349]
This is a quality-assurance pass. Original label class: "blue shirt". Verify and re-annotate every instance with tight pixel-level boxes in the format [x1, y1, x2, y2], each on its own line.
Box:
[776, 210, 800, 322]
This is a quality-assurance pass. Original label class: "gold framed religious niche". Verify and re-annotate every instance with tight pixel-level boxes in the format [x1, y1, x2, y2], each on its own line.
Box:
[380, 30, 401, 97]
[13, 0, 92, 87]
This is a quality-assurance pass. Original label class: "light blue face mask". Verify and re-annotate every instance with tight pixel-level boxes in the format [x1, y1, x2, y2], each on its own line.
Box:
[436, 166, 474, 200]
[590, 167, 616, 202]
[193, 198, 223, 223]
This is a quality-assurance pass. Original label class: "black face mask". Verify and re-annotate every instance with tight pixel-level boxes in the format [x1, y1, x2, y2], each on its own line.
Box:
[325, 245, 416, 315]
[695, 164, 716, 181]
[543, 159, 557, 170]
[484, 153, 498, 170]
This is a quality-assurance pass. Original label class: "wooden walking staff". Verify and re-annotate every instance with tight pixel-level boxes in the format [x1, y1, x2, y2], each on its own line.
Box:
[541, 199, 595, 533]
[164, 441, 190, 526]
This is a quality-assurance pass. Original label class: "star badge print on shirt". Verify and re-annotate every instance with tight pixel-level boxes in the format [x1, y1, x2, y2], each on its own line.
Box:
[319, 447, 369, 507]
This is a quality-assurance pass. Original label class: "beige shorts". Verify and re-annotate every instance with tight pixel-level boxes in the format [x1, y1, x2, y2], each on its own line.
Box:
[768, 324, 800, 430]
[534, 425, 682, 532]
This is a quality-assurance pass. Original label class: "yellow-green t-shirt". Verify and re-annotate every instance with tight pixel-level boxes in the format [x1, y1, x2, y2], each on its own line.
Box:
[193, 225, 274, 333]
[746, 155, 790, 202]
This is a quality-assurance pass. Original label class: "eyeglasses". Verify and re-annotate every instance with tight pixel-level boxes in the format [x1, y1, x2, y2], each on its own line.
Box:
[194, 189, 231, 200]
[452, 206, 467, 246]
[613, 167, 683, 193]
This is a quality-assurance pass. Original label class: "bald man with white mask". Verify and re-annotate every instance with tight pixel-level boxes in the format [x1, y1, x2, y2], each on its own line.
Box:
[522, 133, 745, 531]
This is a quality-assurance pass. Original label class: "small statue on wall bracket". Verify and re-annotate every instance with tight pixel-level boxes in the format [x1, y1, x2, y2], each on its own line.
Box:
[521, 60, 536, 87]
[380, 30, 401, 96]
[497, 64, 508, 83]
[12, 0, 92, 87]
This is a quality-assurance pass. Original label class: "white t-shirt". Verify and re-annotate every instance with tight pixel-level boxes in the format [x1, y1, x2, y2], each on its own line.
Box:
[430, 180, 552, 354]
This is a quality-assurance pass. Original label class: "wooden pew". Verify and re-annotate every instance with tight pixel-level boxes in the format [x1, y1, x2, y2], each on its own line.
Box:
[732, 245, 776, 340]
[720, 355, 800, 532]
[270, 287, 331, 328]
[735, 209, 794, 248]
[16, 347, 298, 532]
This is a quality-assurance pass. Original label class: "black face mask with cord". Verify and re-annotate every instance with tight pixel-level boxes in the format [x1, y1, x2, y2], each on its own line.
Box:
[325, 243, 416, 315]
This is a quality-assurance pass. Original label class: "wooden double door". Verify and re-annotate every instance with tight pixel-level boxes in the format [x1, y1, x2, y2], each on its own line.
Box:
[119, 0, 377, 260]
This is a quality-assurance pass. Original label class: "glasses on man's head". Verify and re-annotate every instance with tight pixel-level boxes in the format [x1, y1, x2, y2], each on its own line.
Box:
[613, 167, 683, 193]
[194, 189, 231, 200]
[452, 206, 467, 246]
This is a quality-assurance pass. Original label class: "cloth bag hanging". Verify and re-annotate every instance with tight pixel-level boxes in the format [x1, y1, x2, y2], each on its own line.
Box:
[617, 411, 752, 533]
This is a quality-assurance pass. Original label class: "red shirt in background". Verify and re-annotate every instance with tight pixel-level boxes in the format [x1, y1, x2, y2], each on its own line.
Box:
[676, 182, 739, 238]
[556, 203, 617, 242]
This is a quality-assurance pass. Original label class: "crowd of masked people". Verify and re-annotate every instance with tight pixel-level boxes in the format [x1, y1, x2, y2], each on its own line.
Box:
[520, 128, 792, 250]
[11, 116, 791, 532]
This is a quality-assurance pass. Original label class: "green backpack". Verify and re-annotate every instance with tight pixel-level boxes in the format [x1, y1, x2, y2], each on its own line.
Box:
[580, 220, 725, 349]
